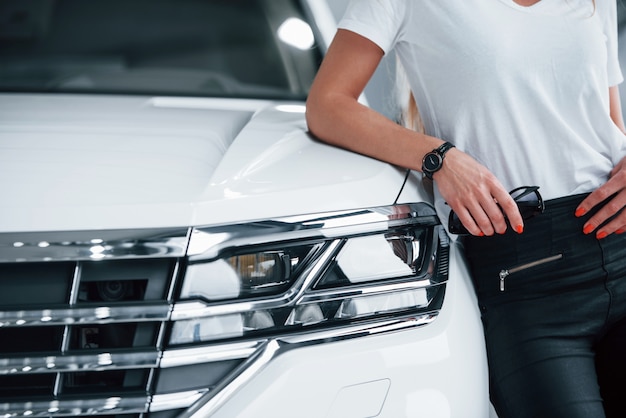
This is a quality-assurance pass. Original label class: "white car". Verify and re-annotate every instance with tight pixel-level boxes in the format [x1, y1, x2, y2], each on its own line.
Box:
[0, 0, 490, 416]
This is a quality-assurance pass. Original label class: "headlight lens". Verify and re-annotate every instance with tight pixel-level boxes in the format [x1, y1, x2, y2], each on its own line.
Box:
[180, 244, 321, 301]
[170, 204, 448, 346]
[314, 230, 426, 288]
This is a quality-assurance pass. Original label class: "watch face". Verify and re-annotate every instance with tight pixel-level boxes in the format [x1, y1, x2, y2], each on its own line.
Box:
[424, 152, 442, 172]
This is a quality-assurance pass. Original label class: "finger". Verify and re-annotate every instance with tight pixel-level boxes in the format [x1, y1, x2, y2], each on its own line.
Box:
[453, 205, 486, 236]
[455, 196, 499, 236]
[584, 194, 626, 238]
[479, 195, 507, 235]
[473, 192, 509, 236]
[493, 189, 524, 234]
[593, 214, 626, 239]
[610, 158, 626, 177]
[576, 191, 602, 219]
[576, 172, 626, 218]
[473, 212, 495, 236]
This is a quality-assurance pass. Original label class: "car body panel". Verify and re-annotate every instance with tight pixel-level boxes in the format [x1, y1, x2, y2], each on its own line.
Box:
[0, 93, 407, 232]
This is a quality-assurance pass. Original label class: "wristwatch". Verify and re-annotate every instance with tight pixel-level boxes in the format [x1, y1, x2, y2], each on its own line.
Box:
[422, 141, 455, 180]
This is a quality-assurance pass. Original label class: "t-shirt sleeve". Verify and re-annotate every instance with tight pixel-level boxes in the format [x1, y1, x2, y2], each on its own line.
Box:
[337, 0, 406, 54]
[602, 0, 623, 86]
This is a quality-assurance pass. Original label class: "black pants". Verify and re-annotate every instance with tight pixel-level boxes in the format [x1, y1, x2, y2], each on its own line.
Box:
[462, 193, 626, 418]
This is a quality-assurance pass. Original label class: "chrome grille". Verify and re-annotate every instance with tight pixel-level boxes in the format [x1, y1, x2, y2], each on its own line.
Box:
[0, 203, 448, 417]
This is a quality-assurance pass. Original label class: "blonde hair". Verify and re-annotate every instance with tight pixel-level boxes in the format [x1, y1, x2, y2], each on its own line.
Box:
[396, 58, 424, 133]
[402, 91, 424, 133]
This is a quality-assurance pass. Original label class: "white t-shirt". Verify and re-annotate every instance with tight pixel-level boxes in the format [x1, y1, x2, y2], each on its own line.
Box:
[339, 0, 626, 218]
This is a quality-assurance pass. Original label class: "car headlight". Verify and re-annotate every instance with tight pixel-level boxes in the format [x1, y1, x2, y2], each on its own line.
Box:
[170, 203, 447, 346]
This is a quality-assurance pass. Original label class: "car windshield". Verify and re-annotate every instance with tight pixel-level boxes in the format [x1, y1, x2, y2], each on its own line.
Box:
[0, 0, 323, 99]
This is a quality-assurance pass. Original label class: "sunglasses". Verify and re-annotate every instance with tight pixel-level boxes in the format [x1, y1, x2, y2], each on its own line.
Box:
[448, 186, 545, 235]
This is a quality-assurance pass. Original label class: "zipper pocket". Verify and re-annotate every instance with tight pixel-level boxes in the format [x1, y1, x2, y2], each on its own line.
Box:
[498, 254, 563, 292]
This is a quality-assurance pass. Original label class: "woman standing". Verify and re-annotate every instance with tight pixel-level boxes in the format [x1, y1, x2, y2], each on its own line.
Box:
[306, 1, 626, 417]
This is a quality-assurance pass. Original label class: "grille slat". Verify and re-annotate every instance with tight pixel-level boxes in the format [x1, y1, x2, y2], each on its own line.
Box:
[0, 304, 171, 327]
[0, 351, 160, 375]
[0, 396, 150, 416]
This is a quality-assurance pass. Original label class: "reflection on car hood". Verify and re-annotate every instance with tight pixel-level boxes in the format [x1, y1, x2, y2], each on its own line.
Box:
[0, 94, 407, 232]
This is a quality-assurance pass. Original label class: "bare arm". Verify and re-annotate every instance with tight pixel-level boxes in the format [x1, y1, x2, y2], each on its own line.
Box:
[306, 29, 523, 236]
[306, 29, 435, 170]
[576, 85, 626, 238]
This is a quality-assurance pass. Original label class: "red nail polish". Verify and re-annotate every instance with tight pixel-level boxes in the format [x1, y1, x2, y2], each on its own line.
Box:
[515, 224, 524, 234]
[478, 232, 485, 237]
[583, 224, 594, 235]
[597, 231, 608, 240]
[617, 229, 626, 235]
[575, 208, 586, 217]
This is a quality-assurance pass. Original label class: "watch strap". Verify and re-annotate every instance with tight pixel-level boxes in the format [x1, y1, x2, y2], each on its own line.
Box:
[435, 141, 455, 156]
[422, 141, 455, 180]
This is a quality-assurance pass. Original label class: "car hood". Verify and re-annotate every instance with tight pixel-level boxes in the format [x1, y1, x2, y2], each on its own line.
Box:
[0, 94, 409, 232]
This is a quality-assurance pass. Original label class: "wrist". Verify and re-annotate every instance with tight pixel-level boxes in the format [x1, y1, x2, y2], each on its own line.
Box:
[422, 141, 455, 180]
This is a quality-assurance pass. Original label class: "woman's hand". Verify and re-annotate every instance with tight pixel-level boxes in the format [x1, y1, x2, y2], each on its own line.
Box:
[435, 148, 524, 236]
[576, 156, 626, 239]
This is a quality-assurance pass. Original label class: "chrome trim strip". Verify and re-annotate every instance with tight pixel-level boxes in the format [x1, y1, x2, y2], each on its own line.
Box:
[150, 390, 209, 412]
[183, 340, 280, 418]
[187, 203, 438, 261]
[0, 391, 210, 416]
[171, 278, 442, 320]
[0, 397, 149, 416]
[182, 312, 438, 418]
[0, 351, 159, 375]
[0, 304, 171, 327]
[166, 259, 182, 302]
[0, 228, 189, 262]
[150, 96, 271, 112]
[299, 278, 438, 304]
[149, 259, 179, 390]
[0, 204, 436, 263]
[160, 341, 264, 368]
[68, 262, 82, 305]
[279, 312, 438, 345]
[52, 368, 63, 398]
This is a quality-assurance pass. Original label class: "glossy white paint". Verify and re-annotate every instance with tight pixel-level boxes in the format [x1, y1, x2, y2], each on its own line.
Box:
[0, 94, 405, 232]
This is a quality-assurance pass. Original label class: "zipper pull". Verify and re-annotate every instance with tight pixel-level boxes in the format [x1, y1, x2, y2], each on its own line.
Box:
[499, 270, 509, 292]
